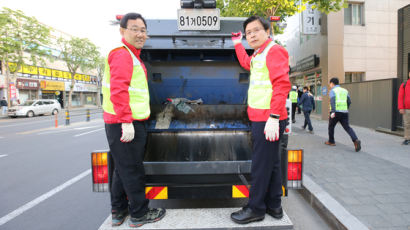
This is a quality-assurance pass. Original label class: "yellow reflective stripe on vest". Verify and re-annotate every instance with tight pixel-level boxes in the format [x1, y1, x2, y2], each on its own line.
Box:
[248, 41, 276, 109]
[102, 44, 150, 119]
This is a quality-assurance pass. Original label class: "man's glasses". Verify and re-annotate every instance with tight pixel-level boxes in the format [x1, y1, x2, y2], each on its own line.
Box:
[126, 27, 147, 35]
[245, 27, 264, 37]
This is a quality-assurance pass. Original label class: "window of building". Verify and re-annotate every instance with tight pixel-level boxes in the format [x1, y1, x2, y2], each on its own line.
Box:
[344, 3, 364, 26]
[345, 72, 365, 83]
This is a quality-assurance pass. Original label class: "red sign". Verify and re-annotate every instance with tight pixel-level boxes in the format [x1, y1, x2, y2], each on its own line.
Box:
[269, 16, 281, 22]
[9, 83, 17, 100]
[16, 79, 39, 90]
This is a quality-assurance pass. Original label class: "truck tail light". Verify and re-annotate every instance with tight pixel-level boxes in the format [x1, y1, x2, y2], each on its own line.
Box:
[287, 150, 303, 189]
[91, 152, 109, 192]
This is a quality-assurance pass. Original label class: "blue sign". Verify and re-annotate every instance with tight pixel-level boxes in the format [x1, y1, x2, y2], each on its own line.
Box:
[322, 86, 328, 96]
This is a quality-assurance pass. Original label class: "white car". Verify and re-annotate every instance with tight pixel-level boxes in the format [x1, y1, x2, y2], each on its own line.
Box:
[8, 99, 61, 118]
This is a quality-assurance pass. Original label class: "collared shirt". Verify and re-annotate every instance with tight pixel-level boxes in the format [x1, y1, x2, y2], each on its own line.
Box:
[234, 38, 291, 121]
[103, 38, 149, 124]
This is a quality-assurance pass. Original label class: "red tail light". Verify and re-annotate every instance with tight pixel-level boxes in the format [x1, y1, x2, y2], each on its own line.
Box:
[288, 163, 302, 180]
[91, 152, 109, 192]
[287, 150, 303, 189]
[92, 165, 108, 183]
[116, 15, 123, 21]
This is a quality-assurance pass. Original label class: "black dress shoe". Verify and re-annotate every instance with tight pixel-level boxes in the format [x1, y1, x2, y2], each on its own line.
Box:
[266, 206, 283, 219]
[231, 207, 265, 224]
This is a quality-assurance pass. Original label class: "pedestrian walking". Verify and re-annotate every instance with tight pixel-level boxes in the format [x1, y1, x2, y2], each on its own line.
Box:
[289, 86, 298, 123]
[0, 97, 7, 115]
[298, 87, 315, 133]
[297, 86, 303, 114]
[230, 15, 291, 224]
[325, 77, 361, 152]
[102, 12, 165, 228]
[398, 72, 410, 145]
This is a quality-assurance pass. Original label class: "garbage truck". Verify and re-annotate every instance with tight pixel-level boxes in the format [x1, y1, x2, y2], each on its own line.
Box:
[91, 4, 303, 202]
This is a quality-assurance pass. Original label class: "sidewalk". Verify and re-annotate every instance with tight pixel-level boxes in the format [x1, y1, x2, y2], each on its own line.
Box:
[289, 113, 410, 230]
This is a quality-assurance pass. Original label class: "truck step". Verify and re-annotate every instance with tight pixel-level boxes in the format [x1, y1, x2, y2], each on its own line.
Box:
[98, 208, 293, 230]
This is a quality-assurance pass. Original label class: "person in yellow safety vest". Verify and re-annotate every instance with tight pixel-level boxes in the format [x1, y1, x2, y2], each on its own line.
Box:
[102, 12, 165, 228]
[288, 86, 298, 123]
[230, 15, 291, 224]
[325, 77, 361, 152]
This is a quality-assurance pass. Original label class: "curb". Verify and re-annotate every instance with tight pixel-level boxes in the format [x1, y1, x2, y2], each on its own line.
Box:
[299, 174, 369, 230]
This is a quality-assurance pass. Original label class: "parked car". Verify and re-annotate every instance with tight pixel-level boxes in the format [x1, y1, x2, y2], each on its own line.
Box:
[8, 99, 61, 118]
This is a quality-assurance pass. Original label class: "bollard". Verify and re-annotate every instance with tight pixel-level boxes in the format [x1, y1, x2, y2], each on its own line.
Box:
[65, 110, 70, 125]
[55, 113, 58, 128]
[86, 109, 90, 122]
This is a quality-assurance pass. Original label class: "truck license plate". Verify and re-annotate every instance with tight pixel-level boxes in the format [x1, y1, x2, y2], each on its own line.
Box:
[177, 9, 220, 31]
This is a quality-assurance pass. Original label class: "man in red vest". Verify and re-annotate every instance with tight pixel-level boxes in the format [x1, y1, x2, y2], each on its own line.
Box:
[102, 13, 165, 228]
[230, 16, 291, 224]
[398, 72, 410, 145]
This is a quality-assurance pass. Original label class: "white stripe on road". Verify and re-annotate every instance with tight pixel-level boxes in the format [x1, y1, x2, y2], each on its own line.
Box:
[74, 128, 105, 137]
[0, 154, 8, 158]
[0, 169, 91, 226]
[37, 125, 102, 135]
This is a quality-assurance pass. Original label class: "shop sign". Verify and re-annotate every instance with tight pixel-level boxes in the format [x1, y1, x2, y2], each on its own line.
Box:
[302, 4, 321, 35]
[40, 80, 65, 91]
[16, 79, 39, 90]
[22, 65, 38, 75]
[292, 55, 319, 73]
[64, 82, 98, 92]
[9, 82, 17, 99]
[38, 67, 52, 77]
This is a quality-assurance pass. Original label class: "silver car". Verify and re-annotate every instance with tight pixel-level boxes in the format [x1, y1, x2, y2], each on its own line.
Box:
[8, 99, 61, 117]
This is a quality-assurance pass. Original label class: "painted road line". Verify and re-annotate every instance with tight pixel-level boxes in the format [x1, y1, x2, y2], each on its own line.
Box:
[17, 119, 103, 135]
[74, 128, 105, 137]
[0, 154, 8, 158]
[0, 169, 91, 226]
[37, 125, 102, 135]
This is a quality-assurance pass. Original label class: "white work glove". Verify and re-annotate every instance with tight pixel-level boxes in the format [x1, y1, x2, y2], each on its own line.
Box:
[264, 117, 280, 142]
[120, 123, 134, 143]
[231, 31, 243, 46]
[330, 112, 335, 119]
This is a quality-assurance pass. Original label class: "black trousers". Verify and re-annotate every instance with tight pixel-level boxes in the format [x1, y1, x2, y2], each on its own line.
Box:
[291, 103, 297, 122]
[248, 120, 286, 215]
[303, 110, 313, 131]
[105, 121, 149, 218]
[328, 112, 358, 144]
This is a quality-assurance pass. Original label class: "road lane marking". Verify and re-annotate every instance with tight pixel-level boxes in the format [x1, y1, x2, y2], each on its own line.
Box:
[74, 128, 105, 137]
[0, 154, 8, 158]
[17, 119, 103, 135]
[0, 169, 91, 226]
[37, 125, 102, 135]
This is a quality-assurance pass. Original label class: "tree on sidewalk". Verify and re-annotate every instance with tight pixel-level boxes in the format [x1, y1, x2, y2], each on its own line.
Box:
[95, 56, 105, 108]
[0, 7, 52, 106]
[57, 37, 100, 109]
[216, 0, 347, 34]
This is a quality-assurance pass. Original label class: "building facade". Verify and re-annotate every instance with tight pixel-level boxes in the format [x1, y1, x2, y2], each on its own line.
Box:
[0, 24, 99, 108]
[280, 0, 409, 120]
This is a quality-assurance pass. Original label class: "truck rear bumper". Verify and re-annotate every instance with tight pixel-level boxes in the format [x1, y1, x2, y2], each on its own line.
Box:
[98, 208, 293, 230]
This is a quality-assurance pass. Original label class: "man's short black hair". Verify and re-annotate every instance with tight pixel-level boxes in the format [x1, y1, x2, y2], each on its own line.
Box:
[243, 16, 270, 32]
[303, 86, 309, 90]
[330, 77, 339, 85]
[120, 13, 147, 29]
